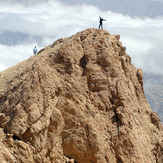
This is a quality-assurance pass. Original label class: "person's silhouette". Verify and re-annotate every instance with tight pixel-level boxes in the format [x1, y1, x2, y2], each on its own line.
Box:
[98, 16, 106, 29]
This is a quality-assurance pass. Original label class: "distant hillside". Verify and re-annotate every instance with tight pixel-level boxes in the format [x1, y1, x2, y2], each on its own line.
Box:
[144, 73, 163, 123]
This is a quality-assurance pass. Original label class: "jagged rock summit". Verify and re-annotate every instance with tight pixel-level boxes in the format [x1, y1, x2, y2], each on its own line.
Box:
[0, 28, 162, 163]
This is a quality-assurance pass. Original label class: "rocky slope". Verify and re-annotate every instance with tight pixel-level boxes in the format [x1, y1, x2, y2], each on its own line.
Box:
[0, 28, 162, 163]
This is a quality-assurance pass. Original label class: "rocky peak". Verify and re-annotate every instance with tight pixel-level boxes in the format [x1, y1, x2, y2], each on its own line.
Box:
[0, 28, 162, 163]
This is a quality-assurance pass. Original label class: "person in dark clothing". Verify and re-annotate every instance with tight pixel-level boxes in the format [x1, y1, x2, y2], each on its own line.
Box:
[98, 16, 106, 29]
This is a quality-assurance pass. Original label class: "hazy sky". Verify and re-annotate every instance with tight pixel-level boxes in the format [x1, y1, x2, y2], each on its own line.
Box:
[0, 0, 163, 75]
[62, 0, 163, 17]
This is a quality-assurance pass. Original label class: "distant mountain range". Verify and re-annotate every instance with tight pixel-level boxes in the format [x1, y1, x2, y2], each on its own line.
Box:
[144, 73, 163, 123]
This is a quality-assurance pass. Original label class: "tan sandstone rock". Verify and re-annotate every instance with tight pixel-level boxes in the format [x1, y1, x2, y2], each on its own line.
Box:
[0, 28, 162, 163]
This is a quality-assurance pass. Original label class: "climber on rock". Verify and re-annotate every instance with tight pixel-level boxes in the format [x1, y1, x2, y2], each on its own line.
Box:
[98, 16, 106, 29]
[33, 46, 38, 56]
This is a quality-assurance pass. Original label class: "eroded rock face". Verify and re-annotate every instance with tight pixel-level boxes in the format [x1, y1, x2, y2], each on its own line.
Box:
[0, 28, 162, 163]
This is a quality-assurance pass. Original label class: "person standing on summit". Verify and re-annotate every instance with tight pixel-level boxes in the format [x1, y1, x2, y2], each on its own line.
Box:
[98, 16, 106, 29]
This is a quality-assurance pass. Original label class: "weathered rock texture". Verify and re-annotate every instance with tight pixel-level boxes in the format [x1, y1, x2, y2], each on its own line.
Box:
[0, 28, 162, 163]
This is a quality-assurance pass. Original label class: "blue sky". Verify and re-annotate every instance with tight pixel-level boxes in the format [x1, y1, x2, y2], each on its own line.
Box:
[62, 0, 163, 17]
[0, 0, 163, 75]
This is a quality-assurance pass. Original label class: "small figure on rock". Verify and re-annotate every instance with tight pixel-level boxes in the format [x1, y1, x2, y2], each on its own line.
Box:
[98, 16, 106, 29]
[33, 46, 38, 56]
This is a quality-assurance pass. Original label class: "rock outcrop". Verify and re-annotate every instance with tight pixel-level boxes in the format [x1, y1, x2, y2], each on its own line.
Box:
[0, 28, 162, 163]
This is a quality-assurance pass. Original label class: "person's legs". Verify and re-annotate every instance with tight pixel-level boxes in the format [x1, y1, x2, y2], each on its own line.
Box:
[99, 23, 102, 29]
